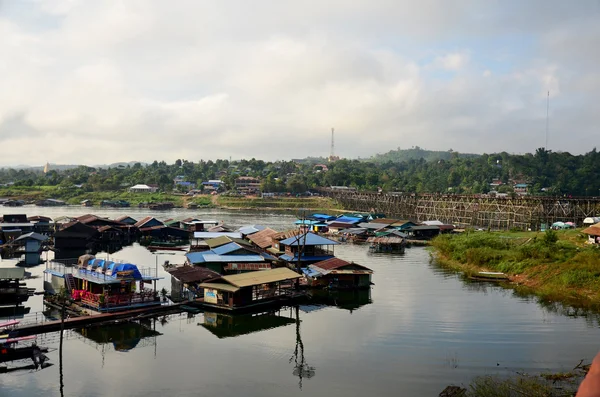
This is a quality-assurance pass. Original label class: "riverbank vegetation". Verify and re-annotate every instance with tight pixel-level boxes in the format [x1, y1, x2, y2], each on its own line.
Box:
[431, 229, 600, 308]
[1, 147, 599, 196]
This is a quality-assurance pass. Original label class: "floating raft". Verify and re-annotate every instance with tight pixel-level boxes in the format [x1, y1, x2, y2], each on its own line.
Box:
[469, 271, 509, 281]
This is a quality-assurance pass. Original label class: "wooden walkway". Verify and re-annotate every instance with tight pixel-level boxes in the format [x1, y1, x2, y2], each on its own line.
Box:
[14, 303, 185, 337]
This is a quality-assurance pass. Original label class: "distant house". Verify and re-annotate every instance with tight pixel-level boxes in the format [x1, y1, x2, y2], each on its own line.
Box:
[235, 177, 261, 193]
[115, 215, 138, 225]
[129, 184, 158, 193]
[489, 179, 503, 188]
[36, 199, 66, 207]
[173, 176, 196, 191]
[514, 183, 529, 195]
[134, 216, 164, 229]
[202, 180, 224, 192]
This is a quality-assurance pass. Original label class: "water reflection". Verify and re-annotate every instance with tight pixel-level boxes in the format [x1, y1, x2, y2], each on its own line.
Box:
[290, 305, 315, 390]
[74, 319, 161, 354]
[200, 310, 295, 339]
[308, 289, 372, 313]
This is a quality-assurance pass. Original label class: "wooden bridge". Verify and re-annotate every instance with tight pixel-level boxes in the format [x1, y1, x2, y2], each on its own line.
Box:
[320, 189, 600, 230]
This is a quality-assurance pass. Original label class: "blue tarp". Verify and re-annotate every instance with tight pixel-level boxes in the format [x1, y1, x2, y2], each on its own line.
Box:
[112, 263, 143, 279]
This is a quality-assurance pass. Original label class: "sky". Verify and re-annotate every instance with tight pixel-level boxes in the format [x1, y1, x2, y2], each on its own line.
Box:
[1, 0, 599, 166]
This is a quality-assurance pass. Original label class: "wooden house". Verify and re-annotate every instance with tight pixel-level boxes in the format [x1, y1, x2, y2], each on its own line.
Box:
[198, 268, 301, 311]
[54, 221, 99, 249]
[303, 258, 373, 289]
[279, 232, 339, 265]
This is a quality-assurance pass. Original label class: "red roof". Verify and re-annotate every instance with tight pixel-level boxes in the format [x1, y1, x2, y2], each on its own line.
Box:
[310, 257, 351, 271]
[248, 228, 278, 248]
[310, 257, 373, 273]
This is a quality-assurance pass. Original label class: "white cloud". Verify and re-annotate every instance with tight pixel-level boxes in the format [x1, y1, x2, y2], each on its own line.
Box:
[429, 51, 470, 71]
[0, 0, 598, 166]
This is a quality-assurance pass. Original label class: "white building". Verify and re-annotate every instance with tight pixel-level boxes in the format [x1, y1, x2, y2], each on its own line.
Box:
[129, 184, 158, 193]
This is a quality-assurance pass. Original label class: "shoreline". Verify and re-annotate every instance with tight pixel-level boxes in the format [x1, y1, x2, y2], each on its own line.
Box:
[430, 230, 600, 312]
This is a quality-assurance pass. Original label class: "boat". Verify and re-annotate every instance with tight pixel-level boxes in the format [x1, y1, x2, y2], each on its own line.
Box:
[469, 271, 509, 282]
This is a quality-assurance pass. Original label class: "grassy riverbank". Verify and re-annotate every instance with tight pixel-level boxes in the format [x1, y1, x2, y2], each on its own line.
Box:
[431, 229, 600, 308]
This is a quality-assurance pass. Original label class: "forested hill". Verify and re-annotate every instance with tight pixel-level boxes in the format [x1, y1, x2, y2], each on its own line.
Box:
[368, 146, 480, 163]
[0, 149, 599, 197]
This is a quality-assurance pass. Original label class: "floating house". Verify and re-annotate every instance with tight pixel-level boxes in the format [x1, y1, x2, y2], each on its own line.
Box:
[12, 232, 49, 266]
[303, 258, 373, 289]
[185, 242, 273, 274]
[198, 268, 302, 311]
[237, 225, 266, 237]
[325, 221, 356, 234]
[367, 236, 406, 253]
[35, 198, 66, 207]
[54, 221, 99, 250]
[279, 232, 339, 265]
[407, 225, 441, 240]
[166, 265, 221, 301]
[44, 255, 162, 313]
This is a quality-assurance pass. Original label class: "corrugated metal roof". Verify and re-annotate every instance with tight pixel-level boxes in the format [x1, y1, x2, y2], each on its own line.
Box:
[167, 265, 220, 283]
[326, 222, 356, 229]
[222, 268, 301, 287]
[367, 236, 406, 244]
[202, 253, 266, 263]
[212, 242, 249, 255]
[358, 222, 390, 230]
[248, 228, 278, 249]
[309, 257, 372, 274]
[198, 282, 240, 293]
[205, 236, 251, 249]
[238, 225, 266, 235]
[186, 252, 206, 264]
[193, 232, 243, 240]
[0, 268, 25, 280]
[272, 229, 301, 241]
[280, 232, 340, 247]
[335, 216, 362, 224]
[13, 232, 48, 242]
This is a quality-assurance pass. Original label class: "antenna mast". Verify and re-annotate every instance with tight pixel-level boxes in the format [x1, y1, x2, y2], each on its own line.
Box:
[330, 128, 335, 159]
[545, 91, 550, 149]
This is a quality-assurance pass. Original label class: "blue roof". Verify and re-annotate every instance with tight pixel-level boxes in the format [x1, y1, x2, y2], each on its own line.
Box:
[310, 213, 336, 221]
[515, 183, 528, 188]
[280, 232, 340, 247]
[186, 252, 206, 264]
[238, 225, 266, 235]
[202, 253, 265, 263]
[212, 242, 248, 255]
[335, 216, 362, 224]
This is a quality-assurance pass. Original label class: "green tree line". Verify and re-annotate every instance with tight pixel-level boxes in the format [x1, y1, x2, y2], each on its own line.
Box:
[1, 148, 599, 196]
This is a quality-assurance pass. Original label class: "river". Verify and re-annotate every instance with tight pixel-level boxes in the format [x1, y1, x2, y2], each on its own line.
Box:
[1, 206, 599, 396]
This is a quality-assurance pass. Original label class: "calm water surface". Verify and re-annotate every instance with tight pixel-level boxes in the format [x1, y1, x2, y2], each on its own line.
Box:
[1, 206, 600, 396]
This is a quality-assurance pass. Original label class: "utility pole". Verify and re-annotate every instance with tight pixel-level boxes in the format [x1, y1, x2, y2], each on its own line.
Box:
[545, 91, 550, 149]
